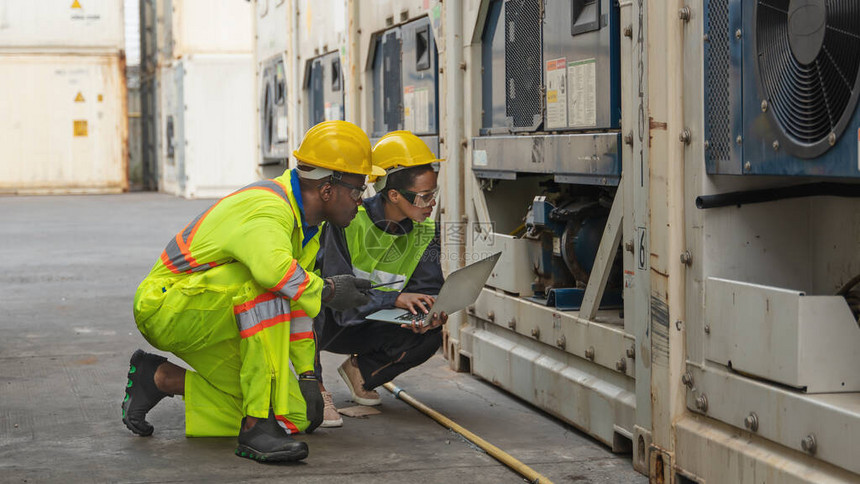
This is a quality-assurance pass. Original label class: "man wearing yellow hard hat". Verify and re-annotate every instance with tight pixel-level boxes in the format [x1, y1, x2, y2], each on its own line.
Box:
[121, 121, 385, 462]
[312, 131, 447, 426]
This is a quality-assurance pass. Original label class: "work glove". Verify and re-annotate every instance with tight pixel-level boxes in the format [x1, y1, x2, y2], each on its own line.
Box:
[298, 373, 323, 433]
[321, 274, 372, 311]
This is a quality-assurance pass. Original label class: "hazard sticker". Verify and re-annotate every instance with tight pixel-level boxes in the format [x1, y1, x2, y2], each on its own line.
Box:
[74, 92, 85, 103]
[74, 120, 88, 137]
[71, 0, 81, 8]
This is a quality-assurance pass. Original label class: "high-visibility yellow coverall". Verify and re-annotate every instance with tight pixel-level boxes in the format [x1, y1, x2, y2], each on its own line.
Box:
[133, 170, 324, 437]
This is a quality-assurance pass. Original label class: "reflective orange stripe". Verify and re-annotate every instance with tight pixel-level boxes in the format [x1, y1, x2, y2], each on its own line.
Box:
[271, 260, 298, 293]
[291, 274, 310, 301]
[275, 415, 300, 434]
[160, 250, 182, 274]
[186, 205, 217, 246]
[233, 292, 278, 315]
[160, 181, 298, 273]
[290, 309, 308, 318]
[174, 232, 205, 272]
[289, 331, 314, 342]
[239, 313, 291, 339]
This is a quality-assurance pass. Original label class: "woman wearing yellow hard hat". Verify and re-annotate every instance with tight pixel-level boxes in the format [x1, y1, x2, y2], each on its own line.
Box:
[122, 120, 383, 464]
[312, 130, 447, 427]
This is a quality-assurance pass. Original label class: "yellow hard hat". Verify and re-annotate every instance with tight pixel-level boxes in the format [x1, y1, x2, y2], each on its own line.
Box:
[293, 120, 385, 177]
[369, 130, 444, 183]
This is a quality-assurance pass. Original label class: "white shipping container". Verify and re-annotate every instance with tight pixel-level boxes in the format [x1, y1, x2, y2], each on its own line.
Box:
[0, 54, 127, 193]
[163, 0, 253, 58]
[0, 0, 124, 53]
[159, 54, 258, 199]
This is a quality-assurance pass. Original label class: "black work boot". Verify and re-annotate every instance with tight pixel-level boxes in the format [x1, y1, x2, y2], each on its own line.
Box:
[235, 411, 309, 463]
[121, 349, 172, 436]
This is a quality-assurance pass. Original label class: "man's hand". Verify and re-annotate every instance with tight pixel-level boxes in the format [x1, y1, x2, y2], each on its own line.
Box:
[401, 311, 448, 334]
[298, 372, 323, 433]
[321, 274, 372, 311]
[394, 293, 435, 316]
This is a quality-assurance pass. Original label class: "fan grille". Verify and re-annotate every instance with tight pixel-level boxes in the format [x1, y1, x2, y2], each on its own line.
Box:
[756, 0, 860, 157]
[505, 0, 543, 130]
[706, 0, 732, 164]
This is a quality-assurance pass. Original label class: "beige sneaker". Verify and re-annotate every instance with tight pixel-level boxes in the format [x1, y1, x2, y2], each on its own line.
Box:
[320, 391, 343, 428]
[337, 356, 382, 406]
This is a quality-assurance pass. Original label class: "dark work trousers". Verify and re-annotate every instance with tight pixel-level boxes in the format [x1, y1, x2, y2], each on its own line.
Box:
[315, 319, 442, 390]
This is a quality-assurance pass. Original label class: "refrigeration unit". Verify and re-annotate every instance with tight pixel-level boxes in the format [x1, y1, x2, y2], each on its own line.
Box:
[370, 16, 440, 154]
[254, 0, 349, 175]
[259, 54, 289, 165]
[704, 0, 860, 177]
[471, 0, 623, 307]
[674, 1, 860, 479]
[304, 51, 345, 129]
[457, 0, 638, 457]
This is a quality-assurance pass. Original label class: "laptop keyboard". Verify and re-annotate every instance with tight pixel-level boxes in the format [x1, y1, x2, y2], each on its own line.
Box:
[395, 312, 427, 324]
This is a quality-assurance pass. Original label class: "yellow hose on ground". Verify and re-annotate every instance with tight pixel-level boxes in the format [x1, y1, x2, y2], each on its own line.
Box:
[382, 382, 554, 484]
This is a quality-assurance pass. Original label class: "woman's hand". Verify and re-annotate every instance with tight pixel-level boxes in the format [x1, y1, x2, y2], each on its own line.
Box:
[394, 292, 435, 316]
[402, 311, 448, 334]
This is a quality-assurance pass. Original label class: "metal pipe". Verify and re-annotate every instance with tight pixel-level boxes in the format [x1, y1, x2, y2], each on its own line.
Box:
[382, 382, 554, 484]
[695, 182, 860, 209]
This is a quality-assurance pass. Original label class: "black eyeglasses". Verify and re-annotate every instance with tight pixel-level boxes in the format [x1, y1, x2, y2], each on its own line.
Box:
[324, 174, 366, 201]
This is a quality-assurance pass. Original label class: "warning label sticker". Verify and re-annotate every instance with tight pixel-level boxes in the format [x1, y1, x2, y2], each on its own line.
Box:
[74, 120, 88, 137]
[74, 92, 85, 103]
[568, 58, 597, 128]
[545, 58, 567, 130]
[70, 0, 101, 22]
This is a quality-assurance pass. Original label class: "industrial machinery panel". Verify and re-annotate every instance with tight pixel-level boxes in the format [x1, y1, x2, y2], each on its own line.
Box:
[542, 0, 620, 131]
[400, 17, 438, 136]
[372, 28, 403, 136]
[472, 133, 620, 185]
[305, 51, 345, 129]
[704, 0, 860, 177]
[704, 277, 860, 393]
[260, 54, 289, 165]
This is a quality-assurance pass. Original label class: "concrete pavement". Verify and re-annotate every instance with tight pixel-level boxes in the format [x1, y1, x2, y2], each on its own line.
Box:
[0, 193, 645, 483]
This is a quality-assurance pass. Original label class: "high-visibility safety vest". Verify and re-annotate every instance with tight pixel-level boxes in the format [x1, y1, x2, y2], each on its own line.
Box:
[146, 171, 324, 317]
[343, 205, 435, 292]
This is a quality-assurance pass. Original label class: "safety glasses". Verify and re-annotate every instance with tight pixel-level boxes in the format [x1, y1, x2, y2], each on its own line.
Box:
[397, 186, 439, 208]
[330, 176, 366, 202]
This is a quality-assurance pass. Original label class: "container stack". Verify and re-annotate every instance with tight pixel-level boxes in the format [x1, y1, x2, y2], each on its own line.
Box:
[0, 0, 128, 194]
[140, 0, 256, 199]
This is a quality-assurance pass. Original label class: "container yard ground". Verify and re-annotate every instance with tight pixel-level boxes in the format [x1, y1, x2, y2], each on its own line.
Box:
[0, 193, 644, 483]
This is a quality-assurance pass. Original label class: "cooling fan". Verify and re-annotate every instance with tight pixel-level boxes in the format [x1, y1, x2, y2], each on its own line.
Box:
[755, 0, 860, 158]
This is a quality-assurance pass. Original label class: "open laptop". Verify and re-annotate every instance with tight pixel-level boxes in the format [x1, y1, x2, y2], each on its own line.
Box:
[366, 252, 502, 325]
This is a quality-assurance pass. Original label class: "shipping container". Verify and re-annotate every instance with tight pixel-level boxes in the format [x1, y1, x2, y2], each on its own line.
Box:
[158, 54, 257, 199]
[0, 54, 127, 194]
[161, 0, 253, 59]
[0, 0, 124, 53]
[254, 0, 350, 178]
[250, 1, 860, 482]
